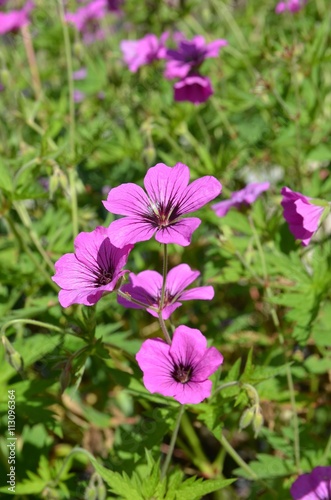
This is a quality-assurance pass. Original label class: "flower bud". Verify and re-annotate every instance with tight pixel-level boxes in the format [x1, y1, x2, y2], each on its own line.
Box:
[253, 407, 264, 437]
[2, 336, 24, 374]
[239, 407, 255, 430]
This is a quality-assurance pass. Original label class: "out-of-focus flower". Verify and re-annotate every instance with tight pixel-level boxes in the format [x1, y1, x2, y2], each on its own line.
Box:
[290, 466, 331, 500]
[275, 0, 306, 14]
[106, 0, 124, 12]
[118, 264, 214, 319]
[73, 89, 85, 102]
[120, 33, 168, 72]
[174, 74, 213, 104]
[136, 325, 224, 404]
[165, 35, 227, 79]
[212, 182, 270, 217]
[281, 187, 324, 246]
[0, 1, 33, 35]
[52, 226, 133, 307]
[65, 0, 108, 44]
[73, 67, 87, 80]
[103, 162, 222, 247]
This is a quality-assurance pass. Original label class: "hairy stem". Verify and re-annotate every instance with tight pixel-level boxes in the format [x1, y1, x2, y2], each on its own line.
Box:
[21, 24, 42, 100]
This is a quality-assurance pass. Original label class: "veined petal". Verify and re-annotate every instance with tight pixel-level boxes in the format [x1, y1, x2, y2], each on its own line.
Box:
[192, 347, 223, 381]
[155, 217, 201, 246]
[166, 264, 200, 296]
[107, 217, 156, 247]
[144, 162, 190, 207]
[103, 183, 149, 216]
[173, 380, 213, 404]
[180, 285, 214, 301]
[58, 288, 104, 308]
[170, 325, 207, 367]
[177, 176, 222, 214]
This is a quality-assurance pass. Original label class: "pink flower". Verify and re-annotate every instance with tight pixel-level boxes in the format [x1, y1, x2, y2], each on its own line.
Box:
[275, 0, 306, 13]
[103, 162, 222, 247]
[290, 466, 331, 500]
[174, 74, 213, 104]
[165, 35, 228, 80]
[136, 325, 223, 404]
[120, 33, 168, 73]
[281, 187, 324, 246]
[0, 1, 33, 35]
[52, 226, 133, 307]
[65, 0, 108, 44]
[118, 263, 214, 319]
[212, 182, 270, 217]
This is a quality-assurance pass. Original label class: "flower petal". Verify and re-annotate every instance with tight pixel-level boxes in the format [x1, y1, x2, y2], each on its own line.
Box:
[192, 347, 223, 381]
[177, 176, 222, 214]
[103, 183, 149, 216]
[144, 162, 190, 207]
[170, 325, 207, 367]
[166, 264, 200, 296]
[179, 285, 214, 302]
[107, 217, 156, 247]
[155, 217, 201, 246]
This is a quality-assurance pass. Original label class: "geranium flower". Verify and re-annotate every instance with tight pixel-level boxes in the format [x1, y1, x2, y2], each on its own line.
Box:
[275, 0, 306, 13]
[0, 1, 33, 35]
[281, 187, 324, 246]
[118, 263, 214, 319]
[164, 35, 228, 80]
[290, 466, 331, 500]
[52, 226, 133, 307]
[65, 0, 108, 44]
[120, 33, 168, 73]
[103, 162, 222, 247]
[174, 74, 213, 104]
[212, 182, 270, 217]
[136, 325, 223, 404]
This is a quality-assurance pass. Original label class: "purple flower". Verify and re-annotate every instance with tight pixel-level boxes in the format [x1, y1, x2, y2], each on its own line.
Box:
[73, 67, 87, 80]
[52, 226, 133, 307]
[212, 182, 270, 217]
[103, 162, 222, 247]
[120, 33, 168, 73]
[0, 1, 33, 35]
[275, 0, 306, 13]
[174, 74, 213, 104]
[165, 35, 228, 80]
[118, 263, 214, 319]
[73, 89, 86, 102]
[136, 325, 223, 404]
[65, 0, 108, 44]
[281, 187, 324, 246]
[106, 0, 124, 12]
[290, 466, 331, 500]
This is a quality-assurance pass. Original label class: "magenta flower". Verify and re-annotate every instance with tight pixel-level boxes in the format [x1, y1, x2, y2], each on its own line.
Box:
[120, 33, 168, 73]
[275, 0, 306, 13]
[118, 263, 214, 319]
[136, 325, 223, 404]
[174, 75, 213, 104]
[52, 226, 133, 307]
[0, 1, 33, 35]
[212, 182, 270, 217]
[165, 35, 228, 80]
[65, 0, 108, 44]
[290, 466, 331, 500]
[106, 0, 123, 12]
[103, 162, 222, 247]
[281, 187, 324, 246]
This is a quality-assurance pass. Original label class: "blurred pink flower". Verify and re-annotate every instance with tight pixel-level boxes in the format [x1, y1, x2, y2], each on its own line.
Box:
[118, 264, 214, 319]
[103, 162, 222, 247]
[65, 0, 108, 44]
[106, 0, 123, 12]
[120, 33, 168, 72]
[174, 74, 213, 104]
[136, 325, 223, 404]
[73, 67, 87, 80]
[73, 89, 85, 102]
[281, 187, 324, 246]
[165, 35, 227, 79]
[52, 226, 133, 307]
[290, 466, 331, 500]
[212, 182, 270, 217]
[275, 0, 306, 13]
[0, 1, 33, 35]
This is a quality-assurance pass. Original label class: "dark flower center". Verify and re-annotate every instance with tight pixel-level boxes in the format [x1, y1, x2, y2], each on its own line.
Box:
[145, 200, 182, 229]
[95, 268, 113, 287]
[172, 362, 193, 384]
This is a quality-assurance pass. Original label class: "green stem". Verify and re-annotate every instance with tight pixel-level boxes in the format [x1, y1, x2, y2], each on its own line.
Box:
[160, 244, 168, 307]
[249, 216, 301, 473]
[219, 433, 277, 496]
[180, 411, 213, 475]
[158, 311, 172, 345]
[1, 319, 64, 337]
[13, 202, 54, 271]
[161, 405, 185, 479]
[214, 380, 240, 396]
[58, 0, 78, 238]
[21, 24, 42, 101]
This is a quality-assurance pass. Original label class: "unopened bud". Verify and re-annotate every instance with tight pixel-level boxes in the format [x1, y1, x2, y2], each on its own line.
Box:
[2, 336, 24, 374]
[143, 146, 156, 166]
[239, 407, 255, 430]
[253, 407, 264, 437]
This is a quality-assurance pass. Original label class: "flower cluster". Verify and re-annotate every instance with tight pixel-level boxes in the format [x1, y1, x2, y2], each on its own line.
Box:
[121, 33, 228, 104]
[275, 0, 306, 14]
[53, 162, 223, 404]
